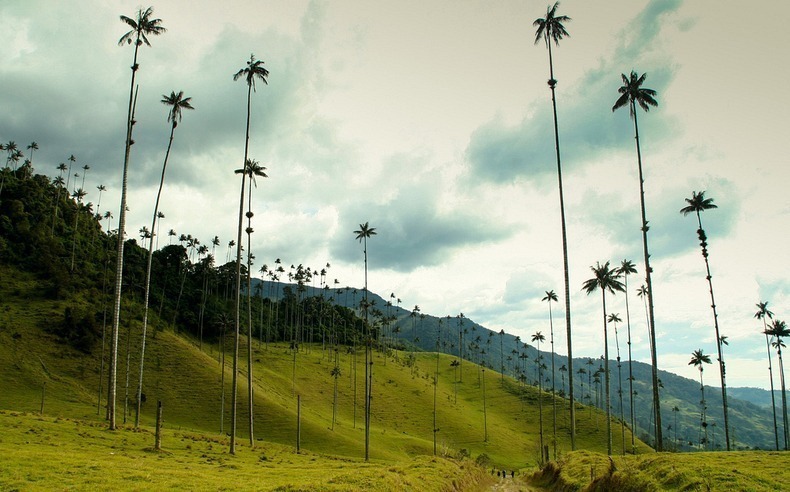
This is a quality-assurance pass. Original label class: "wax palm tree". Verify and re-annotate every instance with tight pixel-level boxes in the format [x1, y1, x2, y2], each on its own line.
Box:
[680, 191, 730, 450]
[229, 53, 269, 454]
[532, 331, 546, 454]
[542, 289, 559, 457]
[689, 349, 712, 449]
[236, 157, 267, 446]
[767, 319, 790, 450]
[69, 187, 88, 272]
[50, 162, 68, 235]
[108, 6, 165, 431]
[617, 259, 638, 453]
[608, 312, 626, 454]
[534, 1, 576, 449]
[613, 70, 662, 449]
[354, 221, 376, 461]
[26, 142, 38, 164]
[133, 90, 193, 428]
[755, 301, 779, 450]
[583, 261, 625, 455]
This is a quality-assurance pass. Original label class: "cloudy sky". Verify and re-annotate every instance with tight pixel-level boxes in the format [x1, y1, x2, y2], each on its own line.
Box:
[2, 0, 789, 389]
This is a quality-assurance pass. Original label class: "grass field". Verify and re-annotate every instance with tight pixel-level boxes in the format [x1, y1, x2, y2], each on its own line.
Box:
[0, 264, 645, 473]
[532, 448, 790, 491]
[8, 264, 786, 490]
[0, 411, 489, 491]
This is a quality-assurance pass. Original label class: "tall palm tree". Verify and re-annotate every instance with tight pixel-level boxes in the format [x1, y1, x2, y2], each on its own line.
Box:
[236, 157, 267, 446]
[532, 331, 547, 456]
[51, 163, 68, 236]
[26, 142, 38, 164]
[612, 70, 662, 450]
[608, 312, 626, 454]
[534, 1, 576, 449]
[229, 53, 269, 454]
[354, 221, 376, 461]
[69, 188, 88, 272]
[617, 259, 638, 453]
[689, 349, 712, 449]
[681, 190, 730, 450]
[756, 301, 779, 450]
[767, 319, 790, 450]
[542, 289, 559, 458]
[109, 6, 165, 431]
[134, 90, 193, 428]
[582, 261, 625, 455]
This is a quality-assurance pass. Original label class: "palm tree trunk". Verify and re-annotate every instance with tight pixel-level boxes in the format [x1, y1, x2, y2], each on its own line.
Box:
[135, 123, 175, 428]
[699, 369, 706, 448]
[546, 39, 576, 451]
[624, 274, 636, 453]
[363, 235, 371, 462]
[632, 105, 662, 450]
[765, 332, 780, 450]
[695, 212, 730, 450]
[778, 346, 789, 450]
[246, 181, 255, 447]
[230, 83, 252, 455]
[549, 303, 557, 459]
[109, 29, 141, 429]
[601, 290, 612, 455]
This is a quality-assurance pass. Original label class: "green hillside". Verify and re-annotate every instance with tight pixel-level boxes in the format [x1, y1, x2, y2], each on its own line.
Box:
[0, 259, 651, 470]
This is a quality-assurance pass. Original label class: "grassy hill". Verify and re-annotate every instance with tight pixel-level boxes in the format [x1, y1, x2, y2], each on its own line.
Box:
[0, 262, 652, 471]
[253, 279, 779, 451]
[532, 449, 790, 491]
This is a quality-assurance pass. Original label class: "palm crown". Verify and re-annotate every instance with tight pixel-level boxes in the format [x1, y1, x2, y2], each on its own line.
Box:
[680, 190, 717, 216]
[162, 91, 194, 128]
[354, 222, 377, 242]
[582, 261, 625, 295]
[118, 7, 166, 47]
[689, 349, 712, 370]
[233, 54, 270, 91]
[612, 71, 658, 118]
[542, 290, 558, 303]
[618, 259, 637, 276]
[533, 2, 571, 46]
[767, 319, 790, 339]
[755, 301, 774, 320]
[235, 158, 268, 186]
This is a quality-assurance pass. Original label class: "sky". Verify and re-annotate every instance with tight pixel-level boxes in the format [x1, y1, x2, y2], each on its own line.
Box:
[2, 0, 789, 389]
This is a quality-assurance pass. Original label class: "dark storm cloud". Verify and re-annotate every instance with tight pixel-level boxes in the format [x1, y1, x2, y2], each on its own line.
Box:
[330, 176, 513, 272]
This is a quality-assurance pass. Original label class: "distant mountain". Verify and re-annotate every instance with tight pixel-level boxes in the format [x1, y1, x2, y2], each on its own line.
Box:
[252, 278, 783, 451]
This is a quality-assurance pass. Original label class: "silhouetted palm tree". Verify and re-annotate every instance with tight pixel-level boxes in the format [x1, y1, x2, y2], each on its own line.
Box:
[542, 289, 559, 458]
[767, 319, 790, 450]
[109, 6, 165, 431]
[354, 221, 376, 461]
[612, 70, 662, 449]
[689, 349, 712, 449]
[756, 301, 779, 450]
[134, 90, 193, 428]
[681, 190, 730, 450]
[229, 53, 269, 454]
[532, 331, 546, 455]
[26, 142, 38, 164]
[236, 157, 267, 446]
[608, 312, 626, 454]
[583, 261, 625, 455]
[617, 259, 638, 453]
[534, 1, 576, 449]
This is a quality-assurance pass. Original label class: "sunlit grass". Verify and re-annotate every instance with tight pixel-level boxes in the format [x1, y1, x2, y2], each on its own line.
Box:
[532, 448, 790, 491]
[0, 411, 488, 491]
